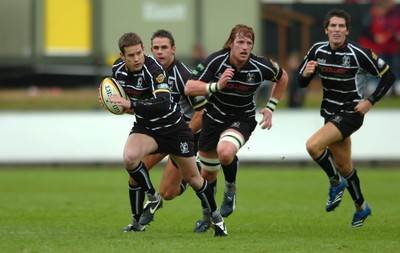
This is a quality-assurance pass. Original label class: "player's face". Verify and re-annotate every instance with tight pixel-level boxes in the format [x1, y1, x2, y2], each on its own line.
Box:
[325, 16, 349, 50]
[229, 32, 253, 66]
[151, 37, 176, 68]
[121, 44, 145, 72]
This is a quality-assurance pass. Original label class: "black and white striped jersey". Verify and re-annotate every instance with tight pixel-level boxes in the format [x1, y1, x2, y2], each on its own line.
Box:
[167, 59, 206, 122]
[112, 55, 183, 131]
[298, 40, 393, 118]
[189, 48, 283, 123]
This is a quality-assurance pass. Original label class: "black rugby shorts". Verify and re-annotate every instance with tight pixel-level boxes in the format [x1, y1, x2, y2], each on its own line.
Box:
[325, 112, 364, 140]
[198, 116, 257, 151]
[130, 122, 195, 157]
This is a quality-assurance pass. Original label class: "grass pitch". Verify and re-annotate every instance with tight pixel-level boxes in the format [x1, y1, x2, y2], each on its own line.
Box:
[1, 165, 399, 253]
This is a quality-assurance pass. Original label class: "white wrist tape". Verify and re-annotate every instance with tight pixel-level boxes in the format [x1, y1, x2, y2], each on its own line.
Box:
[206, 82, 221, 94]
[266, 98, 279, 113]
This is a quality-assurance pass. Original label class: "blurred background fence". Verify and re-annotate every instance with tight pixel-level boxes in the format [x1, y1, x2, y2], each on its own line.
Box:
[0, 0, 388, 88]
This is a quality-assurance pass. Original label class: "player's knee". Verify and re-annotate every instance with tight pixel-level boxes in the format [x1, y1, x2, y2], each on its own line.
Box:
[217, 149, 236, 165]
[218, 132, 243, 164]
[305, 138, 320, 157]
[123, 152, 141, 169]
[216, 144, 231, 163]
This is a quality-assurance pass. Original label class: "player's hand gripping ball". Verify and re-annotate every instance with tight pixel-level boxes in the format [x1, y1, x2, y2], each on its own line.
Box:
[99, 77, 127, 115]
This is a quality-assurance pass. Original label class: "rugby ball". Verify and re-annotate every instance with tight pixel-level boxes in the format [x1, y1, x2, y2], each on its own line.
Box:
[99, 77, 127, 115]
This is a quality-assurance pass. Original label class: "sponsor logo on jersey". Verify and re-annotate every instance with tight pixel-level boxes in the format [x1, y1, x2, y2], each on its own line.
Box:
[156, 74, 165, 83]
[342, 55, 350, 67]
[191, 64, 205, 76]
[226, 83, 252, 91]
[137, 78, 143, 88]
[270, 60, 279, 72]
[125, 89, 145, 97]
[157, 83, 169, 89]
[197, 64, 205, 71]
[246, 73, 255, 83]
[378, 58, 386, 68]
[320, 67, 348, 75]
[371, 52, 378, 60]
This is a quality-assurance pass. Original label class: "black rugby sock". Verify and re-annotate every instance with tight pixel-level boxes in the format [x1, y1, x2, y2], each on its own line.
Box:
[128, 183, 145, 222]
[315, 149, 340, 183]
[199, 179, 217, 209]
[195, 180, 217, 213]
[126, 162, 156, 195]
[345, 169, 365, 208]
[178, 180, 188, 196]
[222, 155, 239, 184]
[210, 178, 217, 196]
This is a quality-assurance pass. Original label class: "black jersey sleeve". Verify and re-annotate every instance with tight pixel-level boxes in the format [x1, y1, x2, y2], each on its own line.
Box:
[297, 46, 317, 88]
[174, 60, 207, 111]
[189, 50, 228, 82]
[298, 73, 315, 88]
[130, 83, 172, 112]
[131, 83, 173, 113]
[358, 48, 396, 104]
[368, 68, 395, 105]
[259, 56, 284, 82]
[130, 56, 173, 114]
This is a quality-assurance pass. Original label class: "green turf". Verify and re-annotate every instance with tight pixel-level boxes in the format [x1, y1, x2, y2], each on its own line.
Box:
[1, 166, 399, 253]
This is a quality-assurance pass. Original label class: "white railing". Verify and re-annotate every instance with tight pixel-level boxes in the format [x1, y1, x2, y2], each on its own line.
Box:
[0, 110, 399, 164]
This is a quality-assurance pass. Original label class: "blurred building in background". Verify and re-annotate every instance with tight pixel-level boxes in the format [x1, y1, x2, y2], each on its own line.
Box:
[0, 0, 397, 89]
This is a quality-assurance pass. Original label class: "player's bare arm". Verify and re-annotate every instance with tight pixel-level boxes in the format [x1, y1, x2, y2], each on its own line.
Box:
[269, 69, 288, 102]
[185, 80, 208, 96]
[188, 109, 204, 134]
[258, 69, 288, 130]
[185, 68, 235, 96]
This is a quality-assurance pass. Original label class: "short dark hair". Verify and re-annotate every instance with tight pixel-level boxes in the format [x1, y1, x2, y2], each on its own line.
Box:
[323, 9, 351, 30]
[151, 29, 175, 47]
[118, 32, 143, 54]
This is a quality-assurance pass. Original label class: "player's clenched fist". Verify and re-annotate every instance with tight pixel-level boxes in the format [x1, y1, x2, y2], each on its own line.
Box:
[303, 60, 318, 77]
[218, 68, 234, 89]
